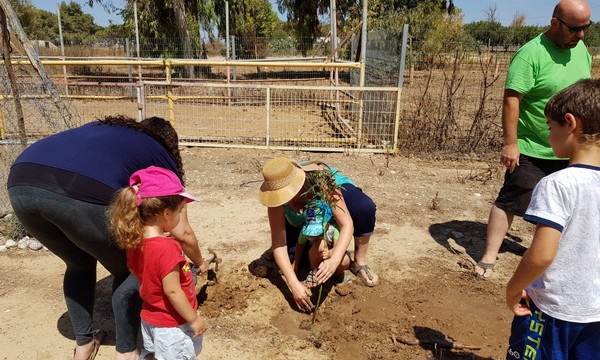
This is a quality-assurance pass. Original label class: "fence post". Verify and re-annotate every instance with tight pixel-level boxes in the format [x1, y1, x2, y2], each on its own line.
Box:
[165, 60, 175, 124]
[392, 88, 402, 153]
[397, 24, 409, 88]
[232, 36, 238, 98]
[0, 6, 25, 147]
[56, 4, 68, 96]
[126, 39, 134, 98]
[265, 87, 271, 148]
[134, 0, 143, 121]
[357, 0, 368, 148]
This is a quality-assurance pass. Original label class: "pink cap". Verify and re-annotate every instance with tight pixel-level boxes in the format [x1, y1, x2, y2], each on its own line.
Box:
[129, 166, 196, 206]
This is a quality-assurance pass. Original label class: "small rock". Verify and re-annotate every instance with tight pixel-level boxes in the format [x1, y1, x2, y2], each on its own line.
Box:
[0, 245, 6, 252]
[474, 193, 482, 197]
[451, 231, 464, 239]
[28, 240, 43, 251]
[5, 239, 17, 248]
[17, 241, 28, 250]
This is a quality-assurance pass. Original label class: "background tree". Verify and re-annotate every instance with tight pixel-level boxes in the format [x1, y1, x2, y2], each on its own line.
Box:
[88, 0, 216, 77]
[59, 1, 101, 44]
[463, 20, 503, 47]
[511, 11, 526, 27]
[275, 0, 331, 55]
[484, 3, 497, 23]
[214, 0, 279, 59]
[9, 0, 58, 40]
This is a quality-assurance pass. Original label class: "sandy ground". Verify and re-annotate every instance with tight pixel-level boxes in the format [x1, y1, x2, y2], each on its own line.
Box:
[0, 147, 535, 360]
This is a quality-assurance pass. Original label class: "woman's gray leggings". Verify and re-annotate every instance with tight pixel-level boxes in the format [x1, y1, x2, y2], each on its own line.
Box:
[8, 185, 141, 352]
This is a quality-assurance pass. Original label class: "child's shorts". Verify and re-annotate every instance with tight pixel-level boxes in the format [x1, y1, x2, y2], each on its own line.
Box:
[141, 320, 203, 359]
[507, 299, 600, 360]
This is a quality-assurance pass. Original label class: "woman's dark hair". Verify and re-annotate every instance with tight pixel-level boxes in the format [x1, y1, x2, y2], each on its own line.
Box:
[98, 115, 185, 180]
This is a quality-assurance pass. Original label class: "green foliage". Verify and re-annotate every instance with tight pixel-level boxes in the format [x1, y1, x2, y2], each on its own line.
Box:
[215, 0, 279, 59]
[420, 11, 465, 60]
[10, 0, 107, 44]
[463, 20, 503, 46]
[511, 25, 545, 46]
[59, 1, 102, 44]
[10, 0, 58, 40]
[119, 0, 216, 60]
[584, 23, 600, 48]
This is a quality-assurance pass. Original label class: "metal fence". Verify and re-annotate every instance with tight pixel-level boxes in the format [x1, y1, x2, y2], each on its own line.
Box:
[3, 29, 600, 216]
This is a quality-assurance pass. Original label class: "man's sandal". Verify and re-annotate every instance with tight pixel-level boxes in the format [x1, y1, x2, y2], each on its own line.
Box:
[475, 261, 495, 280]
[350, 264, 379, 287]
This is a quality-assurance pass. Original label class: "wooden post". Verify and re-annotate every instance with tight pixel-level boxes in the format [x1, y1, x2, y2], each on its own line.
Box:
[0, 0, 76, 128]
[0, 7, 26, 147]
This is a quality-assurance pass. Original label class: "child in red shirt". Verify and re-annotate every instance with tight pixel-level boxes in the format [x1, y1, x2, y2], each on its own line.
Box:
[110, 166, 206, 360]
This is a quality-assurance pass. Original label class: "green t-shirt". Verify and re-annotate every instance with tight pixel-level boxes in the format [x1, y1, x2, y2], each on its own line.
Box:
[505, 33, 591, 159]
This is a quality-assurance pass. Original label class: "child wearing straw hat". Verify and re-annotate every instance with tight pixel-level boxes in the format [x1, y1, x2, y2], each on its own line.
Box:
[259, 157, 378, 312]
[110, 166, 207, 360]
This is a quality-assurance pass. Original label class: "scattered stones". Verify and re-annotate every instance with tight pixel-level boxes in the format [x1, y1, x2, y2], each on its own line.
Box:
[28, 240, 43, 250]
[4, 239, 17, 248]
[1, 236, 46, 252]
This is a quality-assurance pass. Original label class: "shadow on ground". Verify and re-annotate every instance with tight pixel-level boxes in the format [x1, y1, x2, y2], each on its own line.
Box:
[428, 220, 528, 263]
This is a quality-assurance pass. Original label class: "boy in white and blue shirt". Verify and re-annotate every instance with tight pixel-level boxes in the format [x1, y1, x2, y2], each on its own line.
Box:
[506, 78, 600, 359]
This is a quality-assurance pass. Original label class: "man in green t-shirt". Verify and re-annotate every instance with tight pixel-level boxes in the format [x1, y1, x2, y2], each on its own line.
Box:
[475, 0, 592, 280]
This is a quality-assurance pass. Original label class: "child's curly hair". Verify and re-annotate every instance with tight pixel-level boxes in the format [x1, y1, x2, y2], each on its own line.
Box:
[109, 186, 184, 249]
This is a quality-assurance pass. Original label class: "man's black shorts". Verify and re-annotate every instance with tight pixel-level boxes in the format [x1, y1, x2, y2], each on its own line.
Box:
[495, 154, 568, 217]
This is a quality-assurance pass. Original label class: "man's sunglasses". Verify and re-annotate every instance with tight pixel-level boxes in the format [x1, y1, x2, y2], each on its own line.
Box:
[554, 17, 592, 33]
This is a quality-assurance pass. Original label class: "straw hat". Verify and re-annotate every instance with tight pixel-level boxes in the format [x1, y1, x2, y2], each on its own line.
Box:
[258, 157, 306, 207]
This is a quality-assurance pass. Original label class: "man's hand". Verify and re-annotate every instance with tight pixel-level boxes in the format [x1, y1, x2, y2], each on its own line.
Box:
[500, 143, 520, 173]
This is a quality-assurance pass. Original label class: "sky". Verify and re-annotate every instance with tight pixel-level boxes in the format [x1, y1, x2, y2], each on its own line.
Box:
[29, 1, 598, 28]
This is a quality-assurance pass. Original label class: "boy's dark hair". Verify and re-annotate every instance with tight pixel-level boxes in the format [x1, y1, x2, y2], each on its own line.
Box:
[545, 78, 600, 143]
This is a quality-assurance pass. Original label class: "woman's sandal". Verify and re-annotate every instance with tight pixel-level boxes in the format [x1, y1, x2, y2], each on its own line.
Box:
[72, 331, 104, 360]
[350, 263, 379, 287]
[475, 261, 495, 280]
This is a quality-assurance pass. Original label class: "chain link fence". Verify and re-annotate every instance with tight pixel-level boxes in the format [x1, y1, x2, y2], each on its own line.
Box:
[2, 29, 600, 221]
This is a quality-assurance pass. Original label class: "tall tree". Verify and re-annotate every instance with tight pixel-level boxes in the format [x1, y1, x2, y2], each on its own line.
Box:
[276, 0, 456, 56]
[59, 1, 101, 44]
[86, 0, 217, 76]
[215, 0, 278, 59]
[484, 3, 498, 23]
[172, 0, 193, 76]
[10, 0, 58, 40]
